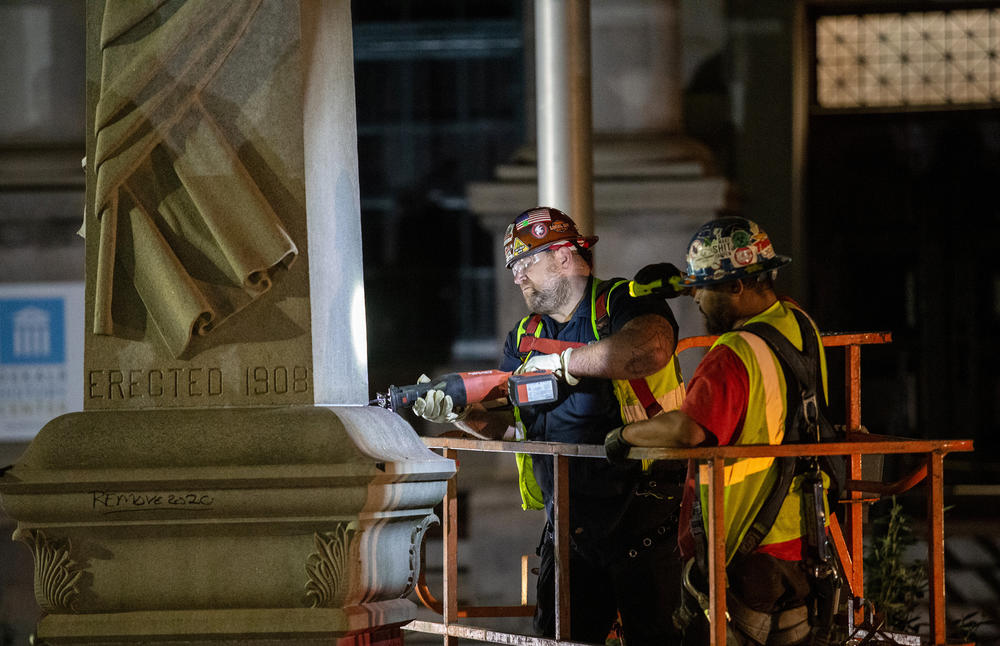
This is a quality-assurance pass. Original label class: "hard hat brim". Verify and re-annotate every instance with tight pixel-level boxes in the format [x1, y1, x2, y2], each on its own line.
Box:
[682, 255, 791, 287]
[504, 235, 599, 268]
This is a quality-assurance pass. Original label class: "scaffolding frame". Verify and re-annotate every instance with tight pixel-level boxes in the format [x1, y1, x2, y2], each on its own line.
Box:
[405, 332, 974, 646]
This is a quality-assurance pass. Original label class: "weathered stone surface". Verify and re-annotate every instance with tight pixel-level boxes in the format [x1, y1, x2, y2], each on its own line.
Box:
[83, 0, 368, 408]
[0, 406, 454, 642]
[1, 2, 454, 643]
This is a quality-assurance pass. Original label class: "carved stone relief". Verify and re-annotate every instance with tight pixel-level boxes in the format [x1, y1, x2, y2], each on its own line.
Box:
[403, 514, 439, 598]
[13, 528, 84, 613]
[304, 522, 358, 608]
[91, 0, 298, 359]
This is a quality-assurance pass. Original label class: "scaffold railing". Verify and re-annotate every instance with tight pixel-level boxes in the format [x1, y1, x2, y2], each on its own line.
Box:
[405, 332, 975, 646]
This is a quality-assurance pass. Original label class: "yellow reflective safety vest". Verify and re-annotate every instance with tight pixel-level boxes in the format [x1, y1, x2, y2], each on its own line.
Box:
[513, 278, 686, 510]
[697, 299, 830, 563]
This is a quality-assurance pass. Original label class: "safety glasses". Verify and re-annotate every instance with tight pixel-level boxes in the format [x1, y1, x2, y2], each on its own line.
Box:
[510, 252, 545, 279]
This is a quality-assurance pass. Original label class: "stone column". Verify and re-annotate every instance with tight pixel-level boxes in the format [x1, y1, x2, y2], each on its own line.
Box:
[0, 1, 454, 643]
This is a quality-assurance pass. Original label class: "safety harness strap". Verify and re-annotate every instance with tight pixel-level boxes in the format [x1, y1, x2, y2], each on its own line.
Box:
[525, 313, 543, 337]
[629, 375, 664, 419]
[741, 309, 845, 497]
[593, 279, 665, 418]
[741, 310, 820, 444]
[730, 310, 826, 562]
[690, 309, 835, 570]
[518, 336, 585, 355]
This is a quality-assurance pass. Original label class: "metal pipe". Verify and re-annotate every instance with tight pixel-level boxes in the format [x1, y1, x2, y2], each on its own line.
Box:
[443, 448, 459, 646]
[554, 453, 571, 640]
[927, 451, 946, 645]
[535, 0, 593, 234]
[707, 458, 727, 646]
[535, 0, 571, 212]
[567, 0, 593, 236]
[422, 435, 974, 460]
[845, 344, 866, 625]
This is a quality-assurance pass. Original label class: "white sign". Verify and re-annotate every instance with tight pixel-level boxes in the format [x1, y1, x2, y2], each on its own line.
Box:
[0, 282, 84, 440]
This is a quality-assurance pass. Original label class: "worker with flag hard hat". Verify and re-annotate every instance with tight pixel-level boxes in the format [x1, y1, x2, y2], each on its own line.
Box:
[414, 206, 687, 645]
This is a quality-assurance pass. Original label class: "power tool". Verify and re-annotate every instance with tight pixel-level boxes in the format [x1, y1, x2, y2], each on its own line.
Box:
[373, 369, 559, 413]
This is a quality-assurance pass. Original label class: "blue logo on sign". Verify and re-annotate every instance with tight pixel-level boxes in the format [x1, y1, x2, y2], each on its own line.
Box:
[0, 299, 65, 365]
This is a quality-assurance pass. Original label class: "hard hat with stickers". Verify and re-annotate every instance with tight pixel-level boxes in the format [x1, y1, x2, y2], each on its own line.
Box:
[682, 216, 791, 287]
[502, 206, 598, 268]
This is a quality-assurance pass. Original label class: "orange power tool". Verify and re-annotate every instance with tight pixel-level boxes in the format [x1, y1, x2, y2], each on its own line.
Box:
[373, 369, 558, 413]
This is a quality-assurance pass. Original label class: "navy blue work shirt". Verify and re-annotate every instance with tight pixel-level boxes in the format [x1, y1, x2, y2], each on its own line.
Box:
[499, 276, 679, 554]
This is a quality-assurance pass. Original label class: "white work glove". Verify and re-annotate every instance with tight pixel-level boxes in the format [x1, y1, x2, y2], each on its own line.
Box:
[411, 374, 468, 424]
[516, 348, 579, 386]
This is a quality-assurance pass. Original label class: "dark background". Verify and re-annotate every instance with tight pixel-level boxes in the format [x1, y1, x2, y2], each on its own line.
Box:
[0, 0, 995, 481]
[1, 0, 999, 642]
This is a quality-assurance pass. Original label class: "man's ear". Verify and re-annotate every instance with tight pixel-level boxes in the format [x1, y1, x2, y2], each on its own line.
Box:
[729, 279, 744, 295]
[553, 245, 574, 269]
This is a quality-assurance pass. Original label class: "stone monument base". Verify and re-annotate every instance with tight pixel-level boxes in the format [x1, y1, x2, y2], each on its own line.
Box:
[0, 407, 454, 645]
[37, 604, 410, 645]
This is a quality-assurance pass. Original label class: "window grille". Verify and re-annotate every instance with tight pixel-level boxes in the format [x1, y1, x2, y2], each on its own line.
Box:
[815, 9, 1000, 109]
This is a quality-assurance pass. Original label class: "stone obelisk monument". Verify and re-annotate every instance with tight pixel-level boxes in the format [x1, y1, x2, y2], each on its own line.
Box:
[0, 1, 454, 643]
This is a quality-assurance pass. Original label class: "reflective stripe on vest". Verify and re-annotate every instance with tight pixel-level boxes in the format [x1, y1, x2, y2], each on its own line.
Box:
[512, 278, 685, 507]
[513, 314, 547, 510]
[697, 300, 829, 562]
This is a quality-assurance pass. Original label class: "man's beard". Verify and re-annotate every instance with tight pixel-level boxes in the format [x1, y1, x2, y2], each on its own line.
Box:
[524, 273, 573, 314]
[702, 304, 737, 335]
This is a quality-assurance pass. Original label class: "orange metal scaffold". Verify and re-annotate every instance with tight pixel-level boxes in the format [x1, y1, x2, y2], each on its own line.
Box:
[405, 332, 975, 646]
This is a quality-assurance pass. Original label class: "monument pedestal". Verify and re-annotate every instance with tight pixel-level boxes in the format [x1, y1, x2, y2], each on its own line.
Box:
[1, 2, 456, 643]
[0, 407, 454, 644]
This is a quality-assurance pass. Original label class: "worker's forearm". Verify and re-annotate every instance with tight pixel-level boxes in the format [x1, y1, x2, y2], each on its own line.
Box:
[622, 410, 706, 447]
[454, 404, 516, 440]
[567, 314, 675, 380]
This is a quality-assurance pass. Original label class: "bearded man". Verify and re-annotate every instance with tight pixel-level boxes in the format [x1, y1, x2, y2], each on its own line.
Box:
[413, 206, 687, 645]
[605, 216, 837, 646]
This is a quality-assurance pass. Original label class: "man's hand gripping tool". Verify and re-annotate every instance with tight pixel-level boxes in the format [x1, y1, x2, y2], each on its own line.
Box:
[373, 369, 559, 413]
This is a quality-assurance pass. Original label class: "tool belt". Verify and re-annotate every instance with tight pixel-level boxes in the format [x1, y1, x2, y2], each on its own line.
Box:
[674, 559, 814, 646]
[598, 463, 683, 561]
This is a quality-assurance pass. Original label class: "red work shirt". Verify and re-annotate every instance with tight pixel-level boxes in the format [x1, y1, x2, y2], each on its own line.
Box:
[676, 345, 803, 561]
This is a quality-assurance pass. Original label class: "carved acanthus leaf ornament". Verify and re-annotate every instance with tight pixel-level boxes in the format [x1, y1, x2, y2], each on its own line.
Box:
[305, 522, 357, 608]
[13, 528, 83, 613]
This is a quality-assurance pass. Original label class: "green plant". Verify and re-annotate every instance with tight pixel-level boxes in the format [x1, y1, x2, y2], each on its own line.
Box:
[863, 497, 927, 633]
[948, 610, 992, 643]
